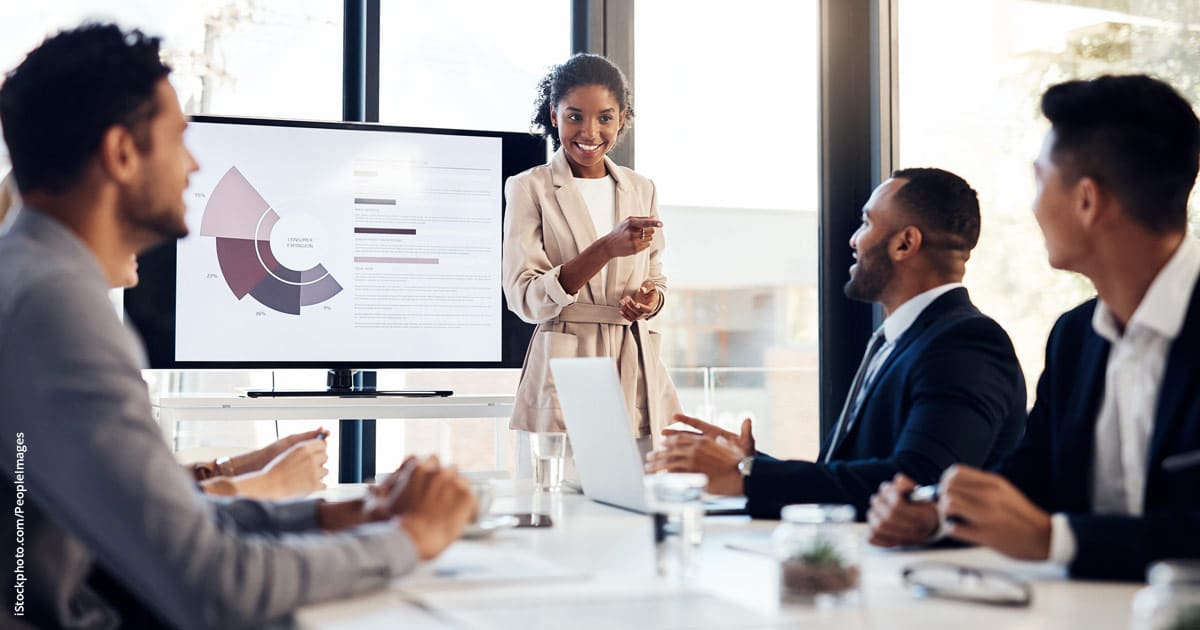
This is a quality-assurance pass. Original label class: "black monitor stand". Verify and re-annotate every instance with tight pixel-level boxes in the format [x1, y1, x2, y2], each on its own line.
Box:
[335, 369, 375, 484]
[243, 368, 452, 398]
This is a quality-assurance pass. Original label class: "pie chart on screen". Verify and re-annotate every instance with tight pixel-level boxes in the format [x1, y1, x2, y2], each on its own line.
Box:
[198, 166, 342, 315]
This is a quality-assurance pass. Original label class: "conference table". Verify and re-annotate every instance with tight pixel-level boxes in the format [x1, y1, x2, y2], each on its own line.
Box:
[296, 481, 1141, 629]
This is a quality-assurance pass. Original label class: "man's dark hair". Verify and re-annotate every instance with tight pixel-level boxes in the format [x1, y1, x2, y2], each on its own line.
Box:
[1041, 74, 1200, 233]
[531, 53, 633, 150]
[0, 23, 171, 194]
[891, 167, 982, 262]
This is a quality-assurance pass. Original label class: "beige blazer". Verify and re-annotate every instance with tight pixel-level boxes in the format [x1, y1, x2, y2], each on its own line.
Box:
[503, 148, 682, 441]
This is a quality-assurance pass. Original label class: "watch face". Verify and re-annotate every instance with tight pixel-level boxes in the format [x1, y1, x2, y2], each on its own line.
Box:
[738, 457, 753, 476]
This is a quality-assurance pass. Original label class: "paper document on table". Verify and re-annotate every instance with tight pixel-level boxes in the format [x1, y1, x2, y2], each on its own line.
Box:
[723, 535, 775, 558]
[430, 590, 783, 630]
[296, 593, 458, 630]
[395, 541, 589, 591]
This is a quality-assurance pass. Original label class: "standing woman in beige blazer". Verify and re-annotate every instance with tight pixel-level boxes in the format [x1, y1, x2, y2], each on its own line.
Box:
[504, 54, 682, 458]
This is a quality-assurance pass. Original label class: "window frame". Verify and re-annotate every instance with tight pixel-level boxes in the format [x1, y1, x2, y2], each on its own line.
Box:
[565, 0, 888, 437]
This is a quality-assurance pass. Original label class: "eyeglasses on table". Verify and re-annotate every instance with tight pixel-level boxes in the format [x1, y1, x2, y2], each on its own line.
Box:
[901, 561, 1033, 607]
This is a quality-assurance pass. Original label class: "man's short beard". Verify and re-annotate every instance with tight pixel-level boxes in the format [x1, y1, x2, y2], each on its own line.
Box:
[121, 180, 188, 247]
[843, 238, 894, 303]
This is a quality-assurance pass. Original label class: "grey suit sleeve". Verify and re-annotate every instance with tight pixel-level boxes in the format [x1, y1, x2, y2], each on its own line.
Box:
[209, 497, 322, 534]
[0, 274, 419, 629]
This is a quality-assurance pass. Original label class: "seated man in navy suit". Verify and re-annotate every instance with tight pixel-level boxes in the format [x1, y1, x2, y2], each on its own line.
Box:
[645, 168, 1027, 518]
[868, 74, 1200, 581]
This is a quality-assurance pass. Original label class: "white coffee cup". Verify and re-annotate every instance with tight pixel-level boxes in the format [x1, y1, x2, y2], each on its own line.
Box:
[469, 480, 495, 524]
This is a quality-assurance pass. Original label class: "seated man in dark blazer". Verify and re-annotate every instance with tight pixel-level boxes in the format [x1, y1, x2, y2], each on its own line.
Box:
[645, 168, 1027, 518]
[868, 74, 1200, 581]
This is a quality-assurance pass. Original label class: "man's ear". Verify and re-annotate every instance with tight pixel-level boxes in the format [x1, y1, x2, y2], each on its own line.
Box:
[891, 225, 923, 260]
[1076, 176, 1103, 229]
[97, 125, 141, 185]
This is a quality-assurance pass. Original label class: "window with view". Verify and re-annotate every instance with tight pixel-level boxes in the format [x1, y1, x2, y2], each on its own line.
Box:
[635, 0, 821, 459]
[1, 1, 341, 172]
[379, 0, 570, 132]
[0, 0, 345, 469]
[898, 0, 1200, 403]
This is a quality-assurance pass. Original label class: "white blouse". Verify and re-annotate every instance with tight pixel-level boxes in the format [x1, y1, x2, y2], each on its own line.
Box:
[573, 175, 616, 287]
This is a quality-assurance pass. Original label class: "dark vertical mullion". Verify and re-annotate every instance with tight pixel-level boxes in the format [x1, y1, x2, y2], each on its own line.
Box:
[572, 0, 602, 53]
[339, 0, 375, 482]
[343, 0, 366, 122]
[365, 0, 380, 122]
[818, 0, 880, 438]
[603, 0, 634, 168]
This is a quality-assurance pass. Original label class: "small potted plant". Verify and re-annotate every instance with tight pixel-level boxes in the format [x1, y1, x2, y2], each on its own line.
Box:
[772, 504, 862, 606]
[780, 534, 861, 599]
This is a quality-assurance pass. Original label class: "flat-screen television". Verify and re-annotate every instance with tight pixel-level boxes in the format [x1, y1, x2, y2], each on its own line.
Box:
[125, 115, 546, 370]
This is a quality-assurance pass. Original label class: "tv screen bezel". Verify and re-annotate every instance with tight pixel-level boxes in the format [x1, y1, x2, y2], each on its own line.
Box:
[124, 114, 544, 370]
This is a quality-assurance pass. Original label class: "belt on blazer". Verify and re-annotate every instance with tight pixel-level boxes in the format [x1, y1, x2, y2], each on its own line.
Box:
[548, 303, 631, 326]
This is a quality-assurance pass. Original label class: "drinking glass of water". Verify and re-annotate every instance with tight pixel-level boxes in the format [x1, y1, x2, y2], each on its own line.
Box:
[644, 473, 707, 583]
[530, 432, 567, 491]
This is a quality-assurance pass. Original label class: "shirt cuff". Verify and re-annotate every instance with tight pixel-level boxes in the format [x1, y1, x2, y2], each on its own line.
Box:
[930, 510, 950, 542]
[542, 265, 578, 307]
[1047, 512, 1077, 565]
[269, 498, 323, 532]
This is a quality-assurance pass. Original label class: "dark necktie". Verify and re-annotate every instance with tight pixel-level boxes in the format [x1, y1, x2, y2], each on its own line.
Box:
[824, 329, 887, 463]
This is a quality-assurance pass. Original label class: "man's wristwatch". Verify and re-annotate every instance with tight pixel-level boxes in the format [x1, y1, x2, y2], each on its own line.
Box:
[737, 455, 755, 477]
[214, 456, 235, 478]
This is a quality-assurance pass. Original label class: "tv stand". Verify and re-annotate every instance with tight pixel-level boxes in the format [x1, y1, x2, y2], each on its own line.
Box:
[242, 369, 453, 399]
[244, 389, 453, 398]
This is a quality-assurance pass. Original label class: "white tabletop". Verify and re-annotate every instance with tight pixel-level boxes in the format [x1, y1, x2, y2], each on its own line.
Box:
[295, 482, 1140, 629]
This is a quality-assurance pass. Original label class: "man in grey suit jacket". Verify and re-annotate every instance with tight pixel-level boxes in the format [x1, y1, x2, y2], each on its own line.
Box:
[0, 23, 476, 629]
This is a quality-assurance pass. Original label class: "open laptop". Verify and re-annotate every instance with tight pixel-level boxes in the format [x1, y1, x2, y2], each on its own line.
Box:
[549, 357, 747, 515]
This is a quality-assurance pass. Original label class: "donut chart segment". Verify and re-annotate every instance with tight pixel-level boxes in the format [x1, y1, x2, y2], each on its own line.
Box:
[200, 166, 342, 315]
[199, 166, 270, 240]
[299, 274, 343, 307]
[249, 274, 303, 315]
[213, 237, 269, 299]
